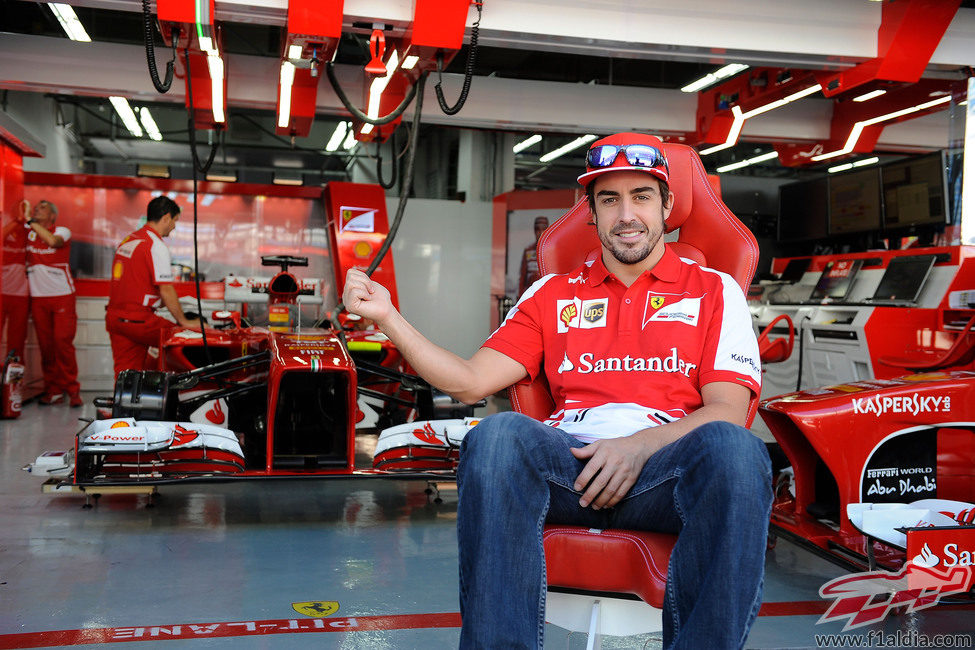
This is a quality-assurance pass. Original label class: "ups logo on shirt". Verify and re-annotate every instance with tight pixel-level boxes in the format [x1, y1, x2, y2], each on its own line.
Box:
[556, 298, 608, 332]
[583, 302, 605, 323]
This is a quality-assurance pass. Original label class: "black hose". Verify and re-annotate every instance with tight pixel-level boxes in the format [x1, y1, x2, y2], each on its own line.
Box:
[182, 48, 220, 175]
[323, 74, 427, 326]
[325, 61, 419, 126]
[189, 161, 213, 366]
[376, 130, 398, 190]
[142, 0, 178, 93]
[180, 48, 216, 365]
[434, 1, 482, 115]
[365, 74, 425, 276]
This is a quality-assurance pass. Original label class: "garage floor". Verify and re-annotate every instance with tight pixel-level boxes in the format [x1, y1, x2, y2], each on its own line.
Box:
[2, 394, 974, 649]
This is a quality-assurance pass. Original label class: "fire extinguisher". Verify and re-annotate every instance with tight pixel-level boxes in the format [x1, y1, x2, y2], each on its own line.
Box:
[2, 351, 25, 419]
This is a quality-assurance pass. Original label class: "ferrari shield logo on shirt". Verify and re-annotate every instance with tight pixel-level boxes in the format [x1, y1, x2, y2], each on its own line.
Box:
[557, 298, 608, 333]
[643, 295, 701, 328]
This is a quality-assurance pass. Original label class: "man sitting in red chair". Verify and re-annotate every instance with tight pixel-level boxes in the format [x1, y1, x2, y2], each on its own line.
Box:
[343, 132, 771, 649]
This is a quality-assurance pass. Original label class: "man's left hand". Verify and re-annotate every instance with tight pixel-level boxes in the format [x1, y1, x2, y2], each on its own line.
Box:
[571, 435, 658, 510]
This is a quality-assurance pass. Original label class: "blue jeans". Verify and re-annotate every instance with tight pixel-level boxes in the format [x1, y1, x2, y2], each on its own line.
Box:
[456, 411, 772, 649]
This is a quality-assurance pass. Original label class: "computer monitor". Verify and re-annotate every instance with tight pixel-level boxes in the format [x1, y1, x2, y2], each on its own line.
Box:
[809, 259, 864, 302]
[869, 254, 937, 304]
[881, 152, 949, 230]
[778, 258, 812, 283]
[778, 177, 829, 242]
[828, 168, 883, 236]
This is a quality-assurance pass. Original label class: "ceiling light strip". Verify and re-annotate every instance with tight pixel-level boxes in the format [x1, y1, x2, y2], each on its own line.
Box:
[853, 89, 887, 103]
[539, 134, 598, 163]
[680, 63, 748, 93]
[277, 61, 296, 128]
[700, 85, 821, 157]
[326, 122, 349, 152]
[207, 54, 225, 124]
[138, 107, 162, 141]
[811, 95, 951, 162]
[715, 150, 778, 173]
[109, 96, 143, 137]
[513, 134, 542, 153]
[49, 3, 91, 42]
[362, 50, 402, 137]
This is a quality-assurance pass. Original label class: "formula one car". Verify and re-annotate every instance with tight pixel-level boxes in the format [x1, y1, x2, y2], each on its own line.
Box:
[761, 371, 975, 581]
[24, 255, 477, 488]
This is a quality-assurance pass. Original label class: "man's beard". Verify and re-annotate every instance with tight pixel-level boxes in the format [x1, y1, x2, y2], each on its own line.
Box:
[597, 209, 664, 266]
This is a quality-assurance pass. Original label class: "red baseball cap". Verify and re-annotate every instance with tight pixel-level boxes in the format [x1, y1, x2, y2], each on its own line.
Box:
[576, 132, 669, 187]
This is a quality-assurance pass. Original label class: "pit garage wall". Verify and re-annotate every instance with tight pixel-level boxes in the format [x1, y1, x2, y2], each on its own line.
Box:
[386, 197, 494, 358]
[13, 172, 494, 392]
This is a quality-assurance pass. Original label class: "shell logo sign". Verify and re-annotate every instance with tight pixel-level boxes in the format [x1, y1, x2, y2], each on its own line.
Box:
[353, 241, 373, 259]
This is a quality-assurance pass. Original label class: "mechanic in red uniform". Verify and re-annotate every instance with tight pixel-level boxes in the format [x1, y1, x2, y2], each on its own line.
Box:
[105, 195, 200, 377]
[2, 200, 30, 361]
[344, 133, 771, 649]
[25, 200, 81, 406]
[518, 215, 549, 295]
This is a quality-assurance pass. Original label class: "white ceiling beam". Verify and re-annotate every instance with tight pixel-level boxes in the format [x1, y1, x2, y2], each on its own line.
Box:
[51, 1, 975, 70]
[0, 33, 954, 152]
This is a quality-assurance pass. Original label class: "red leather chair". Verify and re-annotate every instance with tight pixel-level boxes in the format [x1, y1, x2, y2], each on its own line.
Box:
[757, 313, 796, 364]
[508, 143, 760, 644]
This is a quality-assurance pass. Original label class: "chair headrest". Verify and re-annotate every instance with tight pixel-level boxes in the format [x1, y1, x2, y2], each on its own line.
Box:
[661, 143, 696, 232]
[535, 142, 757, 292]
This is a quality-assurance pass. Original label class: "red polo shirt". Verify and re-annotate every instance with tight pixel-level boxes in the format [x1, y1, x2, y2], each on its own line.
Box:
[484, 245, 761, 442]
[108, 224, 174, 313]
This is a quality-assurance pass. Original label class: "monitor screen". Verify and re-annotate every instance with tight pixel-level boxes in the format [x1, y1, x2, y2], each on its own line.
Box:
[778, 177, 829, 242]
[828, 168, 883, 235]
[881, 152, 948, 229]
[870, 254, 937, 303]
[778, 257, 812, 283]
[810, 259, 864, 301]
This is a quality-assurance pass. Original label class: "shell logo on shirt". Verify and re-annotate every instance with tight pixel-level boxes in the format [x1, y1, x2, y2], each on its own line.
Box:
[556, 298, 608, 333]
[559, 303, 577, 328]
[112, 261, 123, 280]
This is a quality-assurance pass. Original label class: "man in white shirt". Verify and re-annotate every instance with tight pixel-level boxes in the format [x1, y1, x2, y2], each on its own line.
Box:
[25, 200, 81, 407]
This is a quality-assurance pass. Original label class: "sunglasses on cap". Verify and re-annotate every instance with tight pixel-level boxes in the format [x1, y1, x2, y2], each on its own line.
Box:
[586, 144, 668, 173]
